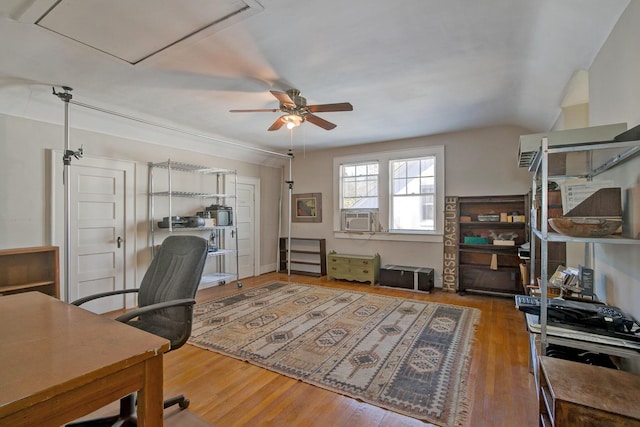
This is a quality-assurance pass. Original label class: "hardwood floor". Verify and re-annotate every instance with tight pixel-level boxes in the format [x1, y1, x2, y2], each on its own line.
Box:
[162, 272, 538, 427]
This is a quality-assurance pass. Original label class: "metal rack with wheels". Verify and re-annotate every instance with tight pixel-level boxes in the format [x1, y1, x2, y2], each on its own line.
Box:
[149, 159, 239, 288]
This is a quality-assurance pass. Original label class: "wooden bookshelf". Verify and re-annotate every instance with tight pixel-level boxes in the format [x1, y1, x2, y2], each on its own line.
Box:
[457, 195, 527, 295]
[279, 238, 327, 277]
[0, 246, 59, 298]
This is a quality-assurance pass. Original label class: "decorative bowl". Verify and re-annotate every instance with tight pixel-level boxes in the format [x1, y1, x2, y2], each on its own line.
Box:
[548, 217, 622, 237]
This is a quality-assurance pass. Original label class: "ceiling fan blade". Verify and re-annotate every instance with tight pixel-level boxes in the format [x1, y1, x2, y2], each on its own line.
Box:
[270, 90, 295, 107]
[307, 102, 353, 113]
[305, 114, 337, 130]
[268, 116, 286, 131]
[229, 108, 280, 113]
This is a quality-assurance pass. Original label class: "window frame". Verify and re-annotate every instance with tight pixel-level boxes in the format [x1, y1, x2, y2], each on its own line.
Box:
[333, 146, 445, 242]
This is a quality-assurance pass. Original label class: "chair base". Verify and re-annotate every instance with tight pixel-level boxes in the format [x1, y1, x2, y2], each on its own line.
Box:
[66, 393, 189, 426]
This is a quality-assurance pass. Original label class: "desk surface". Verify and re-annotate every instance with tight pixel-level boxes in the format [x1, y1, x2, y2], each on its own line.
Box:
[540, 356, 640, 421]
[0, 292, 170, 426]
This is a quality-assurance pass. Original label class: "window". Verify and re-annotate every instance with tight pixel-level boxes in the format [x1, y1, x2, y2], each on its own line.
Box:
[333, 146, 444, 241]
[340, 161, 379, 209]
[390, 157, 435, 231]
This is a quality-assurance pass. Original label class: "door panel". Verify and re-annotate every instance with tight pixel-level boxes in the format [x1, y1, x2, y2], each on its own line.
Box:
[51, 151, 135, 312]
[236, 177, 260, 279]
[70, 165, 125, 313]
[236, 184, 254, 279]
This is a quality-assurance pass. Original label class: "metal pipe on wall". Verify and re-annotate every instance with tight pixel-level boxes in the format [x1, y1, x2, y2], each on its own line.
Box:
[286, 151, 294, 276]
[53, 86, 77, 303]
[63, 94, 71, 303]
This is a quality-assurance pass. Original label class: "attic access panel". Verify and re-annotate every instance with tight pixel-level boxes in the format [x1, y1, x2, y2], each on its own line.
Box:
[36, 0, 263, 64]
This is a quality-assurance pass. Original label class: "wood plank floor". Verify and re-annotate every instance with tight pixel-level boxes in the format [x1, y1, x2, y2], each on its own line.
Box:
[162, 272, 538, 427]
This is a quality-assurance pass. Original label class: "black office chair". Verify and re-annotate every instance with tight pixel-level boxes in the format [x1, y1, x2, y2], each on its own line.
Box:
[67, 235, 208, 427]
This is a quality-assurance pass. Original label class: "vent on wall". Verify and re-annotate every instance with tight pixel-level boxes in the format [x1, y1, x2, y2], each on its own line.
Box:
[518, 123, 628, 169]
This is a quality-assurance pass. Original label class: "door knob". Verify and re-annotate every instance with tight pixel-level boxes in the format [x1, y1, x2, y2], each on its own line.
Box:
[117, 236, 122, 248]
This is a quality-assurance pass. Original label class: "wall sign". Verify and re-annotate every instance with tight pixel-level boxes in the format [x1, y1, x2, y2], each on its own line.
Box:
[443, 196, 458, 292]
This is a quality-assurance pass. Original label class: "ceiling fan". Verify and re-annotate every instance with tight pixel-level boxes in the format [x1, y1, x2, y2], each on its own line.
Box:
[229, 89, 353, 131]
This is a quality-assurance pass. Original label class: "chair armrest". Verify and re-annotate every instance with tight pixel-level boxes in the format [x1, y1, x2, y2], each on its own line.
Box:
[71, 288, 140, 306]
[115, 298, 196, 323]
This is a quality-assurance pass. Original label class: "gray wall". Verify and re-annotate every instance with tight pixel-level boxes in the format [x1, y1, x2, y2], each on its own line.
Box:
[283, 125, 532, 286]
[588, 1, 640, 321]
[0, 113, 283, 284]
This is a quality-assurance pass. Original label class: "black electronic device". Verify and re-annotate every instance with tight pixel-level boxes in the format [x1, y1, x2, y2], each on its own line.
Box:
[158, 216, 187, 228]
[515, 295, 640, 343]
[205, 204, 233, 226]
[185, 216, 205, 227]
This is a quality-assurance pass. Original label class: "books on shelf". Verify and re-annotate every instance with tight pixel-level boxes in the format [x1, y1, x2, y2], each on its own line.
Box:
[493, 239, 515, 246]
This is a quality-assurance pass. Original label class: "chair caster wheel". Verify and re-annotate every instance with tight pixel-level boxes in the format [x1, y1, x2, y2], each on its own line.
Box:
[179, 398, 190, 409]
[237, 282, 243, 288]
[220, 280, 226, 286]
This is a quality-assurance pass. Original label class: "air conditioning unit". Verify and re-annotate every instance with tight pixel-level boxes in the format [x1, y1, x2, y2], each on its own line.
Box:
[342, 211, 373, 232]
[518, 123, 627, 168]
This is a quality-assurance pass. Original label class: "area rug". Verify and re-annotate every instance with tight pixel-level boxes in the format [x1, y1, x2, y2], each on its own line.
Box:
[189, 282, 480, 426]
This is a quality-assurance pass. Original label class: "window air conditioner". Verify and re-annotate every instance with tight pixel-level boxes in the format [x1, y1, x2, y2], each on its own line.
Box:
[342, 211, 373, 232]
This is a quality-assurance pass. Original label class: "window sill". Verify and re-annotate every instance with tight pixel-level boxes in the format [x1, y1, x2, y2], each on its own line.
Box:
[333, 231, 443, 243]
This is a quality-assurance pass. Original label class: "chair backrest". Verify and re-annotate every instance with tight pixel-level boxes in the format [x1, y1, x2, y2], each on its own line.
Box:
[138, 235, 208, 349]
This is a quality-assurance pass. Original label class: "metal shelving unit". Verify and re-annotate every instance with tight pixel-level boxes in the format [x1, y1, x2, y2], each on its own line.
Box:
[529, 133, 640, 352]
[149, 159, 239, 288]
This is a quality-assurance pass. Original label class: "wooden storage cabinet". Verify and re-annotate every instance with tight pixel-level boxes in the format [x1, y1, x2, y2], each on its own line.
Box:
[0, 246, 59, 297]
[279, 237, 327, 277]
[539, 356, 640, 426]
[457, 195, 527, 295]
[327, 251, 380, 285]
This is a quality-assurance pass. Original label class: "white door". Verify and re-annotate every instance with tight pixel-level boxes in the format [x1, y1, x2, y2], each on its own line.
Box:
[236, 177, 260, 279]
[51, 152, 135, 313]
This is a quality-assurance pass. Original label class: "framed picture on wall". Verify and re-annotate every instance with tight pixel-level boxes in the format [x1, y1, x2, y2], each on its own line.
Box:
[292, 193, 322, 223]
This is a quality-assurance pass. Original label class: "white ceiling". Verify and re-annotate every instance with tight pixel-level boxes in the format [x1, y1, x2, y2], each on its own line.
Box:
[0, 0, 631, 157]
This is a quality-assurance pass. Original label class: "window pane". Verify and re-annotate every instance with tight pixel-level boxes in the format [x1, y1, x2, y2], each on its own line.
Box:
[344, 179, 356, 197]
[421, 177, 435, 193]
[406, 177, 420, 194]
[421, 158, 435, 174]
[341, 161, 379, 210]
[367, 179, 378, 197]
[406, 160, 421, 177]
[392, 162, 406, 179]
[392, 194, 435, 230]
[393, 178, 406, 195]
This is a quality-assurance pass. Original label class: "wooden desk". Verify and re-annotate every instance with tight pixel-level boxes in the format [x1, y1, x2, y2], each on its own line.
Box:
[0, 292, 170, 427]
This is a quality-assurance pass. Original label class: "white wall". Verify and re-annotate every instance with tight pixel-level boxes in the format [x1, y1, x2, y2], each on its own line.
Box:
[588, 1, 640, 322]
[0, 113, 283, 283]
[283, 125, 532, 286]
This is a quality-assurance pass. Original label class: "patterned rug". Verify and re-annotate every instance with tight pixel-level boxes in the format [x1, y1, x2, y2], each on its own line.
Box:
[189, 282, 480, 426]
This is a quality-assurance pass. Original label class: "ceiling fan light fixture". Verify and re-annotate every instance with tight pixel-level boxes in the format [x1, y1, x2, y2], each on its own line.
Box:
[283, 114, 303, 129]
